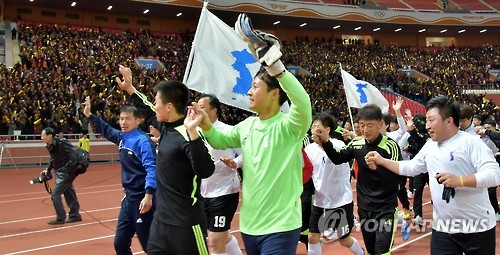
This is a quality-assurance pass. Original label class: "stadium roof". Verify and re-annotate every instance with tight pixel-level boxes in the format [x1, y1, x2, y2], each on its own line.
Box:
[7, 0, 500, 35]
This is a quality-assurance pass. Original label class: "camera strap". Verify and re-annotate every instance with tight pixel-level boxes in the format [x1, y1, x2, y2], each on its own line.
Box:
[44, 181, 52, 194]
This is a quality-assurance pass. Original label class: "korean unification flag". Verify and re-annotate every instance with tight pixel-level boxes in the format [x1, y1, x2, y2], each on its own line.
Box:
[183, 5, 261, 112]
[341, 68, 389, 113]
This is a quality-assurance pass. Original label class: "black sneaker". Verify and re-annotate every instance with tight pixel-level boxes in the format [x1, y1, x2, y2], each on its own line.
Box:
[66, 217, 82, 223]
[48, 219, 65, 225]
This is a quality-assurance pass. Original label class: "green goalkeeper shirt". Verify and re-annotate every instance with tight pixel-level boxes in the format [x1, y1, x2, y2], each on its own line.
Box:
[203, 71, 312, 235]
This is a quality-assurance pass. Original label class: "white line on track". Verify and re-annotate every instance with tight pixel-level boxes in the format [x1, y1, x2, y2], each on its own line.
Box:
[0, 188, 123, 204]
[0, 218, 118, 239]
[392, 231, 432, 251]
[0, 184, 122, 198]
[0, 206, 120, 225]
[3, 234, 116, 255]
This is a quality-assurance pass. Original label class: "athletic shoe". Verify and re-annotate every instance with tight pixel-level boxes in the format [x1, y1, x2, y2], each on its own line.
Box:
[48, 219, 65, 225]
[415, 215, 424, 226]
[401, 221, 411, 241]
[407, 190, 413, 200]
[66, 217, 82, 223]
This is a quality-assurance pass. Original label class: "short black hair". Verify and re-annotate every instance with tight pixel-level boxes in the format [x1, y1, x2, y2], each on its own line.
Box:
[426, 95, 460, 127]
[153, 80, 190, 115]
[383, 114, 397, 126]
[120, 105, 142, 119]
[43, 127, 55, 136]
[483, 119, 496, 127]
[255, 69, 289, 106]
[199, 93, 222, 117]
[357, 104, 383, 121]
[312, 111, 338, 136]
[459, 104, 474, 120]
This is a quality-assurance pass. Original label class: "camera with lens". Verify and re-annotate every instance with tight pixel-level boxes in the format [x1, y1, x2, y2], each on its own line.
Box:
[29, 170, 52, 184]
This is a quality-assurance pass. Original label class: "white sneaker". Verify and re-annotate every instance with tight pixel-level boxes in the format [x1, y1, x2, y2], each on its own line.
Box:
[496, 213, 500, 222]
[407, 190, 413, 199]
[415, 215, 424, 226]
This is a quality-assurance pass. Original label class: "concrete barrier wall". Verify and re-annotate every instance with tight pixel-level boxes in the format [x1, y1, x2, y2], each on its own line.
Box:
[1, 140, 119, 167]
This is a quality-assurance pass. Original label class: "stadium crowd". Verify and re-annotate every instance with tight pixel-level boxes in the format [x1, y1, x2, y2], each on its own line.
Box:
[0, 23, 499, 136]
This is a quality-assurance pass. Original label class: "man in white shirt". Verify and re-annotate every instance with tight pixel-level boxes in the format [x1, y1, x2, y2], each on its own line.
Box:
[198, 94, 243, 255]
[366, 95, 500, 255]
[305, 112, 364, 255]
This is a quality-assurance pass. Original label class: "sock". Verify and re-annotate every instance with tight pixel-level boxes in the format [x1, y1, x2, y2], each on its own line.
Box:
[307, 242, 321, 255]
[349, 238, 364, 255]
[225, 235, 243, 255]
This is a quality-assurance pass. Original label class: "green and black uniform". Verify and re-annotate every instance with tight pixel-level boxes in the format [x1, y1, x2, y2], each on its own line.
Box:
[203, 71, 311, 254]
[130, 91, 214, 255]
[323, 134, 403, 255]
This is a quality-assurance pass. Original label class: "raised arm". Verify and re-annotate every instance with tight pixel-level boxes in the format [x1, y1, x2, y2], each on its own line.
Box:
[392, 97, 407, 142]
[278, 71, 312, 137]
[115, 65, 160, 129]
[83, 96, 121, 145]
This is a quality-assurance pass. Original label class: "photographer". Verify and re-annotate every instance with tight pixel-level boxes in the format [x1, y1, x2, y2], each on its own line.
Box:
[41, 127, 82, 225]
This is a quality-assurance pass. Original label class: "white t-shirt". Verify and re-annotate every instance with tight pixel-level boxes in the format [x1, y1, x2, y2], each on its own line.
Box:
[305, 138, 352, 209]
[387, 116, 409, 160]
[399, 131, 500, 233]
[201, 121, 241, 198]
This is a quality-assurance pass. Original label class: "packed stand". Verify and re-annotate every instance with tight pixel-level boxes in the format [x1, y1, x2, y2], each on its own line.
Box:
[0, 23, 499, 136]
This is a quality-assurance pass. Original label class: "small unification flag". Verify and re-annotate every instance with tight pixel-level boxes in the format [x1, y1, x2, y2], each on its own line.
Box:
[341, 68, 389, 113]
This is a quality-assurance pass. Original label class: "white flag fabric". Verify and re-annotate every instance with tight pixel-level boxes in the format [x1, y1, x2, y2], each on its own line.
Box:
[183, 5, 261, 111]
[341, 68, 389, 113]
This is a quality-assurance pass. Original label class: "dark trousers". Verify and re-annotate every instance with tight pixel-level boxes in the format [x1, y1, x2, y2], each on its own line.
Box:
[299, 179, 314, 247]
[147, 219, 208, 255]
[51, 175, 80, 221]
[487, 186, 499, 214]
[242, 228, 301, 255]
[114, 195, 155, 255]
[431, 227, 496, 255]
[358, 208, 397, 255]
[413, 173, 429, 218]
[397, 178, 410, 210]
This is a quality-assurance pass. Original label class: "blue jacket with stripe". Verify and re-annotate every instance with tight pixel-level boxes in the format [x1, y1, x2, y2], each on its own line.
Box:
[89, 114, 156, 199]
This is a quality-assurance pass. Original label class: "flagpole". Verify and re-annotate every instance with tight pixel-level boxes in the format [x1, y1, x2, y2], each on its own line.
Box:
[182, 1, 209, 83]
[339, 64, 355, 129]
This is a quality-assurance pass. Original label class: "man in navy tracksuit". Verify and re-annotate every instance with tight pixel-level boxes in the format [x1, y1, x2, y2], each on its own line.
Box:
[83, 97, 156, 255]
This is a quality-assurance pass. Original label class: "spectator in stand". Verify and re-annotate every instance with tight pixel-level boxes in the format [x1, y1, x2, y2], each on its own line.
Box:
[1, 23, 500, 138]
